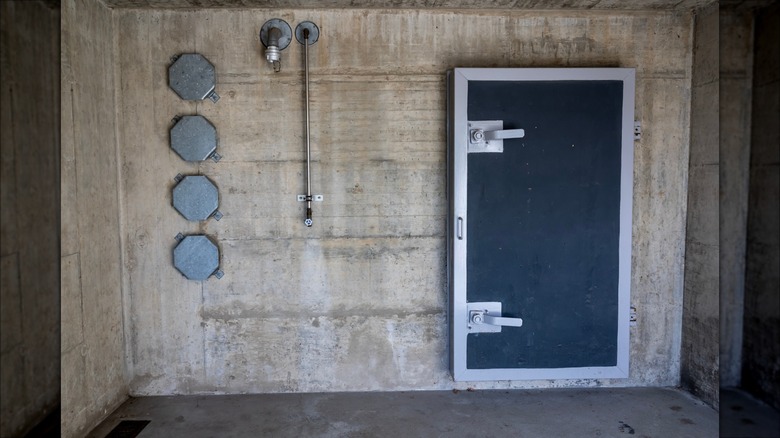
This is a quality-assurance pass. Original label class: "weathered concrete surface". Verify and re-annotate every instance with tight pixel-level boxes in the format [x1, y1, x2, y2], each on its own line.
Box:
[100, 0, 716, 11]
[680, 2, 718, 409]
[88, 387, 718, 438]
[719, 5, 754, 390]
[743, 1, 780, 411]
[0, 2, 60, 436]
[115, 9, 693, 396]
[60, 0, 128, 436]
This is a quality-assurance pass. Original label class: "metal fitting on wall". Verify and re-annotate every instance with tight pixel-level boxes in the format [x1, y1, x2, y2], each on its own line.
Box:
[259, 19, 292, 72]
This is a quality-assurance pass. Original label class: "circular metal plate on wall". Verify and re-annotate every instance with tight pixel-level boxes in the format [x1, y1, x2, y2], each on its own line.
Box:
[172, 175, 220, 221]
[259, 18, 293, 50]
[170, 115, 218, 162]
[173, 235, 221, 281]
[295, 21, 320, 45]
[168, 53, 219, 102]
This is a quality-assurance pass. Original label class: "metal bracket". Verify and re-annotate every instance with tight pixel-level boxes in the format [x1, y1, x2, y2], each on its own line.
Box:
[297, 195, 324, 202]
[468, 120, 525, 153]
[467, 302, 523, 333]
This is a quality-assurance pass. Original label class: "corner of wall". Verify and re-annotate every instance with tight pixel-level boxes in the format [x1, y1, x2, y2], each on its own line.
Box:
[111, 4, 133, 396]
[60, 0, 130, 436]
[680, 0, 720, 409]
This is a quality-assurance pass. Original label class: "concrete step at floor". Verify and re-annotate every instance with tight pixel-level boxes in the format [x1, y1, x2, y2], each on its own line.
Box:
[87, 387, 718, 438]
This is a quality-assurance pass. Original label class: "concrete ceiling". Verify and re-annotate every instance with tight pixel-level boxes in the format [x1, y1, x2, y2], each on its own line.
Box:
[100, 0, 718, 11]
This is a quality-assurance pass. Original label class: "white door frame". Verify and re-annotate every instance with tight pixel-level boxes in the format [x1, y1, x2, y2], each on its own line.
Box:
[448, 68, 635, 381]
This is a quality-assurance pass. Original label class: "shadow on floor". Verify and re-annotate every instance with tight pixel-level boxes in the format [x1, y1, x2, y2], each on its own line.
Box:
[721, 388, 780, 438]
[23, 406, 60, 438]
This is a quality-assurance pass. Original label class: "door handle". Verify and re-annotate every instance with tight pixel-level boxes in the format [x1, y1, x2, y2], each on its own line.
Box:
[470, 310, 523, 328]
[467, 121, 525, 153]
[483, 128, 525, 141]
[467, 302, 522, 333]
[470, 128, 525, 143]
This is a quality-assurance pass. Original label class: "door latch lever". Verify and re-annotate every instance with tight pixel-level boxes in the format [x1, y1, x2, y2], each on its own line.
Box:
[467, 302, 523, 333]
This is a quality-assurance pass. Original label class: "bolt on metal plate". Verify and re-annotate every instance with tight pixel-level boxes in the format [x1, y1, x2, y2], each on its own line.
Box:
[173, 175, 221, 221]
[173, 235, 222, 281]
[170, 115, 220, 162]
[169, 53, 220, 102]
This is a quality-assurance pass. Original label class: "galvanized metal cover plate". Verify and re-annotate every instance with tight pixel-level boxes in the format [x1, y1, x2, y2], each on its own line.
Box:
[173, 235, 220, 281]
[170, 115, 218, 161]
[173, 175, 219, 221]
[169, 53, 218, 101]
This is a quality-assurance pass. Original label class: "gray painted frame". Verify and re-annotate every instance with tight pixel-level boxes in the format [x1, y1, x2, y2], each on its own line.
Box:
[448, 68, 635, 381]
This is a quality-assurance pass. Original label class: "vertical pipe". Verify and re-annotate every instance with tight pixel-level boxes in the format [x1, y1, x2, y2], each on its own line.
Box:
[304, 28, 312, 226]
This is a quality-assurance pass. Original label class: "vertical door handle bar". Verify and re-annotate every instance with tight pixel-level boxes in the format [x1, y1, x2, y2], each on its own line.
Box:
[457, 217, 463, 240]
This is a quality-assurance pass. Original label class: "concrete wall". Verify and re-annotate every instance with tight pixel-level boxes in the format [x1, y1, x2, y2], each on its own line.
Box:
[719, 4, 754, 390]
[114, 9, 693, 395]
[680, 2, 718, 408]
[101, 0, 716, 10]
[743, 1, 780, 410]
[60, 0, 128, 436]
[0, 2, 61, 436]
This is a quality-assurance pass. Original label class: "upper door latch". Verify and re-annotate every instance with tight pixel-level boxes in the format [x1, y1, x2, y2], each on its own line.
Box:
[467, 302, 524, 333]
[468, 120, 525, 153]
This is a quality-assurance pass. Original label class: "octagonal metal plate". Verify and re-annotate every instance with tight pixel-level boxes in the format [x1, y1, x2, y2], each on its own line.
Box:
[173, 175, 220, 221]
[173, 235, 220, 281]
[169, 53, 219, 102]
[170, 115, 219, 162]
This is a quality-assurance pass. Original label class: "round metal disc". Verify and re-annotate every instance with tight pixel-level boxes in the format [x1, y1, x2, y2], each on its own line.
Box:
[295, 21, 320, 45]
[259, 18, 292, 50]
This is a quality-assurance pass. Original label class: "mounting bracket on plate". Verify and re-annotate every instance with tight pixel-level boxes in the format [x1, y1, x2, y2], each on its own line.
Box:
[297, 195, 324, 202]
[468, 120, 525, 153]
[467, 302, 524, 333]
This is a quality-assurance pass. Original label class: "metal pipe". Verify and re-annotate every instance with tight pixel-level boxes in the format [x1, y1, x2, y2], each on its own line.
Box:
[304, 28, 313, 227]
[267, 27, 282, 72]
[268, 27, 282, 47]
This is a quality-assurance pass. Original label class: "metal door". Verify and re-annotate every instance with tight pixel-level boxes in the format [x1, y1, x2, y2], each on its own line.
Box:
[447, 68, 635, 381]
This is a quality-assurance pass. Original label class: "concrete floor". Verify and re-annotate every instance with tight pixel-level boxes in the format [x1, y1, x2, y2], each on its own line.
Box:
[88, 387, 718, 438]
[721, 388, 780, 438]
